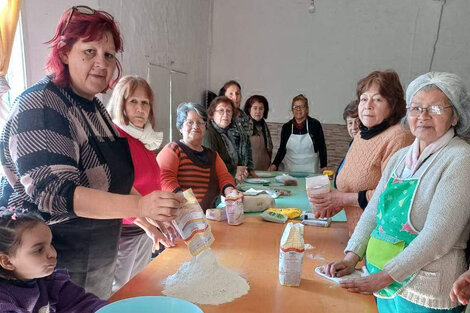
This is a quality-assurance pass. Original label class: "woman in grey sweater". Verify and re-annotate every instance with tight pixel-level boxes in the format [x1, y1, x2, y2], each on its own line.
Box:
[322, 72, 470, 313]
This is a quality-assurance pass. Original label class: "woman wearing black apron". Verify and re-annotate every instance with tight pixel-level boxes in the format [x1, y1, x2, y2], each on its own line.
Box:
[0, 6, 183, 299]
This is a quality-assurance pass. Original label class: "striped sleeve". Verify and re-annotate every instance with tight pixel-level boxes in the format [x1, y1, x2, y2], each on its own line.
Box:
[214, 153, 235, 192]
[157, 144, 182, 193]
[3, 85, 80, 217]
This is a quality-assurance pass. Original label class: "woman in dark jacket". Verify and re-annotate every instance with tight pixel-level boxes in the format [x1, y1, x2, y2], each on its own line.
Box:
[219, 80, 256, 178]
[244, 95, 273, 170]
[203, 96, 248, 183]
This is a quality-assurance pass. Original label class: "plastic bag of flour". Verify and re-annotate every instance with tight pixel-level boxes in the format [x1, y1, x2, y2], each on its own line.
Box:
[261, 210, 288, 224]
[225, 192, 244, 225]
[279, 223, 305, 286]
[205, 208, 227, 221]
[172, 189, 214, 256]
[243, 194, 275, 212]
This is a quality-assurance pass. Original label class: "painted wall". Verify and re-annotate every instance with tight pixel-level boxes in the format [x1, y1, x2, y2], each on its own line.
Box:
[210, 0, 470, 124]
[21, 0, 212, 105]
[19, 0, 470, 125]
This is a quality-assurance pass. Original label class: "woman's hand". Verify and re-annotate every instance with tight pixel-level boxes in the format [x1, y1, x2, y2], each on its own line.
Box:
[147, 219, 180, 244]
[248, 170, 258, 178]
[309, 189, 345, 218]
[144, 224, 176, 252]
[138, 191, 185, 222]
[135, 218, 178, 250]
[450, 270, 470, 305]
[235, 166, 248, 183]
[340, 270, 394, 294]
[224, 187, 243, 198]
[268, 164, 277, 172]
[321, 252, 360, 277]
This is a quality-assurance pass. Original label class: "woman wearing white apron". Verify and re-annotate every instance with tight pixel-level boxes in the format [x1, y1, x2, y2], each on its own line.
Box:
[321, 72, 470, 313]
[269, 94, 326, 174]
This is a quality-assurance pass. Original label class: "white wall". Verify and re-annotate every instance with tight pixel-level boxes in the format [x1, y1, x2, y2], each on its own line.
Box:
[21, 0, 212, 105]
[18, 0, 470, 125]
[99, 0, 212, 104]
[210, 0, 470, 124]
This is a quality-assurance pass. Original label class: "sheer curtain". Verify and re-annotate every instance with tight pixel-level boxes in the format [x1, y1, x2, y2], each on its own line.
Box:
[0, 0, 22, 124]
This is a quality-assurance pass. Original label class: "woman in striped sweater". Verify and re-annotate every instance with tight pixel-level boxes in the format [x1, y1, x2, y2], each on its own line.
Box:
[157, 103, 241, 211]
[0, 6, 183, 299]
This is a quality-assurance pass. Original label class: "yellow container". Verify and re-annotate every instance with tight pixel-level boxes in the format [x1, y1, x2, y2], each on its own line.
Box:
[322, 170, 334, 180]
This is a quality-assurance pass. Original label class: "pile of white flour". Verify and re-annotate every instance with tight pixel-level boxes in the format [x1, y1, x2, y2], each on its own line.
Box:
[162, 249, 249, 305]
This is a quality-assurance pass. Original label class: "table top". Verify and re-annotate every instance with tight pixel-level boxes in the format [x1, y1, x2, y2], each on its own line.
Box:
[111, 217, 377, 313]
[240, 172, 347, 221]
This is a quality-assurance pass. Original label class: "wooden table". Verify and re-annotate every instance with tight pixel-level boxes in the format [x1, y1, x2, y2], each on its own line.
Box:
[111, 217, 378, 313]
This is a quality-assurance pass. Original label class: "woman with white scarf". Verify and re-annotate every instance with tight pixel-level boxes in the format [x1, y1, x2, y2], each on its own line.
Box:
[321, 72, 470, 313]
[108, 75, 170, 292]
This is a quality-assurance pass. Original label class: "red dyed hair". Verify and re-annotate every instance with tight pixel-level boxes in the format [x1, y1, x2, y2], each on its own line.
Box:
[44, 7, 123, 92]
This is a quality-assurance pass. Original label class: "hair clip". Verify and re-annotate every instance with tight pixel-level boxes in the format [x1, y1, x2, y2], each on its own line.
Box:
[11, 213, 17, 221]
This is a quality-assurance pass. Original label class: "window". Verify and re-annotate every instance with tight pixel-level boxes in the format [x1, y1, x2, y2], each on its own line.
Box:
[2, 14, 26, 107]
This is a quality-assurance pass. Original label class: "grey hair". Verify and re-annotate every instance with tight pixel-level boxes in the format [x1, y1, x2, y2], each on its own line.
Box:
[401, 84, 453, 126]
[176, 102, 208, 129]
[403, 72, 470, 136]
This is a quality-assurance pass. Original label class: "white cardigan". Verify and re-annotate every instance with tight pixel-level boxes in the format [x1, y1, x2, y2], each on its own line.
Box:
[346, 136, 470, 309]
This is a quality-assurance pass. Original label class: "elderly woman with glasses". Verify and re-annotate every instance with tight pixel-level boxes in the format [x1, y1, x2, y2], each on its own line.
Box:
[0, 6, 182, 298]
[157, 103, 240, 211]
[202, 96, 250, 183]
[219, 80, 257, 178]
[322, 72, 470, 313]
[268, 94, 327, 174]
[334, 100, 360, 188]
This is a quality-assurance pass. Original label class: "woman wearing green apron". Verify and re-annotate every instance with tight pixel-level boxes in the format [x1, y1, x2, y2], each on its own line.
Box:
[0, 6, 183, 299]
[322, 72, 470, 313]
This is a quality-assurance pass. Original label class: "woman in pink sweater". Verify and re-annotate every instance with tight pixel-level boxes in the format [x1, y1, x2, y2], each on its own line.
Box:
[310, 70, 414, 236]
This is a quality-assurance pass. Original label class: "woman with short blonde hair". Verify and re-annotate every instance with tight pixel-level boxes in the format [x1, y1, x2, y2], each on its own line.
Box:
[108, 75, 170, 293]
[108, 75, 155, 127]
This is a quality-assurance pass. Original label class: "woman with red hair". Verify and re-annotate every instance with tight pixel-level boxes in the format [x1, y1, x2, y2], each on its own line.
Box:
[0, 6, 183, 298]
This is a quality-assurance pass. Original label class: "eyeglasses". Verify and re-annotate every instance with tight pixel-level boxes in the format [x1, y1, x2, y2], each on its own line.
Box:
[61, 6, 114, 36]
[407, 105, 453, 116]
[292, 105, 306, 111]
[184, 120, 206, 128]
[215, 109, 233, 115]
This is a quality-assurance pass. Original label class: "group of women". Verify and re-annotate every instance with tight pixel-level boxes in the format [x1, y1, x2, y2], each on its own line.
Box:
[202, 81, 328, 181]
[1, 4, 470, 313]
